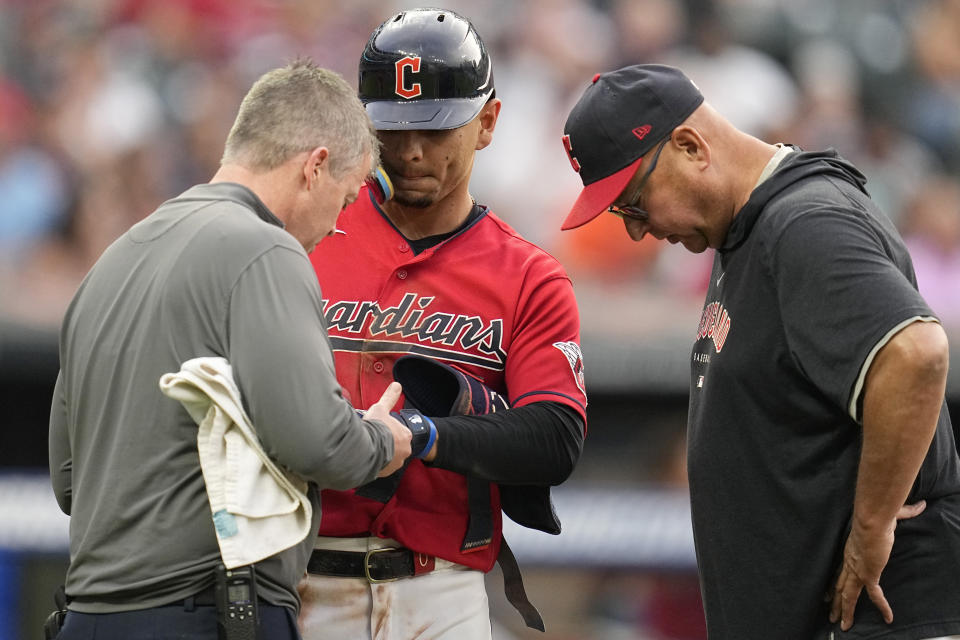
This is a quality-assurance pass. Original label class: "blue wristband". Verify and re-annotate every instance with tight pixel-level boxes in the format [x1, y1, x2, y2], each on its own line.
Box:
[418, 415, 437, 460]
[393, 409, 437, 459]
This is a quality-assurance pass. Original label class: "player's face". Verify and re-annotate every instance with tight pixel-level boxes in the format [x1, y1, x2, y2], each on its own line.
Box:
[377, 101, 500, 209]
[613, 142, 721, 254]
[291, 151, 371, 253]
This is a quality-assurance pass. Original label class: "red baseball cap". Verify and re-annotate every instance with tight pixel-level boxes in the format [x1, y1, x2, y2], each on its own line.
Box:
[560, 64, 704, 231]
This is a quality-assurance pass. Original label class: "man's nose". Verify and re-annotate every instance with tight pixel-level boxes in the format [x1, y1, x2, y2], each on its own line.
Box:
[623, 216, 648, 242]
[387, 131, 424, 162]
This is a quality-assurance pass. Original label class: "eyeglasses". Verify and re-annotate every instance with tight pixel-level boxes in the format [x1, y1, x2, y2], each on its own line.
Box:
[608, 137, 670, 222]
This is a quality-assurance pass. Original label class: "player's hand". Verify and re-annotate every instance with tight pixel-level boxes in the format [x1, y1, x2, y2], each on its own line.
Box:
[365, 382, 412, 476]
[829, 500, 926, 630]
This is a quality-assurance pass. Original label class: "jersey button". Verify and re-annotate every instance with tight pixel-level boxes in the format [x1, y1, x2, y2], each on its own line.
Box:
[398, 244, 409, 253]
[372, 361, 385, 373]
[396, 269, 408, 280]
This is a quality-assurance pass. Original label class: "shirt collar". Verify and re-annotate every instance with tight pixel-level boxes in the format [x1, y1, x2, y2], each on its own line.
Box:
[178, 182, 285, 229]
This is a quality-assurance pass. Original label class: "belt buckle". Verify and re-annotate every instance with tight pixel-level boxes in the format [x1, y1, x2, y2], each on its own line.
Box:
[364, 548, 398, 584]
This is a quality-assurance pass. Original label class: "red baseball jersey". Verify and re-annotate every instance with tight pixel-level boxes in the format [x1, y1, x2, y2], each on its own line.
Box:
[309, 187, 587, 571]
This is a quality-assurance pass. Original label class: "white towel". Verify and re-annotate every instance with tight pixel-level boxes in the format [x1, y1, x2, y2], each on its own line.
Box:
[159, 357, 312, 568]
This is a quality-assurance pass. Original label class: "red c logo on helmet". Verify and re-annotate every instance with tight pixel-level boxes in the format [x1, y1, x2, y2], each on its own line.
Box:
[395, 56, 422, 99]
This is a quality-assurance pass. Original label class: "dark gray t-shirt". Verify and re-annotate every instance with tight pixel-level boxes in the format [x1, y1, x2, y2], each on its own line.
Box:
[49, 182, 393, 613]
[687, 150, 960, 639]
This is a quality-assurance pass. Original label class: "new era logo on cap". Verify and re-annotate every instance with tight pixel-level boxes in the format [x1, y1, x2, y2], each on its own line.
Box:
[559, 64, 704, 230]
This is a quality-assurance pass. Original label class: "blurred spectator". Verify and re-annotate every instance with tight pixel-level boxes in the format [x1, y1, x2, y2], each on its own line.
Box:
[786, 39, 941, 227]
[608, 0, 687, 68]
[228, 0, 388, 83]
[901, 175, 960, 327]
[554, 213, 664, 285]
[787, 40, 862, 158]
[661, 0, 800, 141]
[0, 79, 69, 260]
[855, 115, 942, 228]
[905, 0, 960, 171]
[0, 0, 955, 336]
[471, 0, 615, 254]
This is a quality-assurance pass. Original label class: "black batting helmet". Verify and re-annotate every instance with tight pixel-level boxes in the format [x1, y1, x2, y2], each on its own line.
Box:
[359, 8, 494, 130]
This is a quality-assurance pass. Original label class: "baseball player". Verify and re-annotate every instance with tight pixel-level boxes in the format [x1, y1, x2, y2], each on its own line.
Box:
[298, 8, 588, 639]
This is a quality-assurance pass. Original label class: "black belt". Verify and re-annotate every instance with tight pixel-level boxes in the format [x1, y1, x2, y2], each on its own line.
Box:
[307, 548, 424, 583]
[307, 543, 543, 631]
[71, 585, 218, 609]
[164, 584, 217, 607]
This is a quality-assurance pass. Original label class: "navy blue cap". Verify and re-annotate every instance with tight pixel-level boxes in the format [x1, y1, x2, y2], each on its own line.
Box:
[561, 64, 703, 230]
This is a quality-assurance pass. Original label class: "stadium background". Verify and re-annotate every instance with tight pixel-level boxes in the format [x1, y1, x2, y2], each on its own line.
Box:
[1, 0, 958, 637]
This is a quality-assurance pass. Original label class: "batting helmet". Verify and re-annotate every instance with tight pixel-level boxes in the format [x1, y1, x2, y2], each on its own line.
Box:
[359, 8, 494, 130]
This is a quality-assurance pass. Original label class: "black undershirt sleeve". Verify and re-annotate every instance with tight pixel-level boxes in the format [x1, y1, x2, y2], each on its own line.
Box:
[428, 401, 584, 486]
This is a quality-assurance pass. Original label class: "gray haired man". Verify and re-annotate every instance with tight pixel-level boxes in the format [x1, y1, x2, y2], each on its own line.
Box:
[49, 60, 412, 639]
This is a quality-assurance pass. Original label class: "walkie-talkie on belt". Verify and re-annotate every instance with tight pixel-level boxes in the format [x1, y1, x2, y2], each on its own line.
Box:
[214, 563, 258, 640]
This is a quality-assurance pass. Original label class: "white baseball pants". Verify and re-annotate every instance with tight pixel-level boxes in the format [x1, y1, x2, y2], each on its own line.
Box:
[298, 536, 492, 640]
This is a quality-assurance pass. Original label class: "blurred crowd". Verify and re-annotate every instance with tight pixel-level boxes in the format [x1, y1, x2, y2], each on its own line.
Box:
[1, 0, 959, 335]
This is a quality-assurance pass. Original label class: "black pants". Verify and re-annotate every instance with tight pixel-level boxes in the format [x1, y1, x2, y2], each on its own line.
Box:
[56, 600, 301, 640]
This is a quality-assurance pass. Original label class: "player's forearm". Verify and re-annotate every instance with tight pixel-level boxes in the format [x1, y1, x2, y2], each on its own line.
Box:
[853, 321, 948, 532]
[430, 401, 583, 485]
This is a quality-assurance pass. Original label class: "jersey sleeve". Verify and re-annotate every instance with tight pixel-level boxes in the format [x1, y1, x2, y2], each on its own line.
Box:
[226, 244, 393, 489]
[505, 266, 587, 423]
[769, 207, 934, 419]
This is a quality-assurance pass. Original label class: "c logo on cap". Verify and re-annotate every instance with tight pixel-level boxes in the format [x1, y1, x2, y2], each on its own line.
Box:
[561, 134, 581, 172]
[395, 56, 422, 99]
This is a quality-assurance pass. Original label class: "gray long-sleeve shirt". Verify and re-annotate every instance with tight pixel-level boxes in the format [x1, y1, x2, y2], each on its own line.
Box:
[49, 182, 393, 613]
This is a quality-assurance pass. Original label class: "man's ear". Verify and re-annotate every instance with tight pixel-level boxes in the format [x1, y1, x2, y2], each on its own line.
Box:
[671, 126, 710, 168]
[475, 99, 501, 151]
[304, 146, 330, 188]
